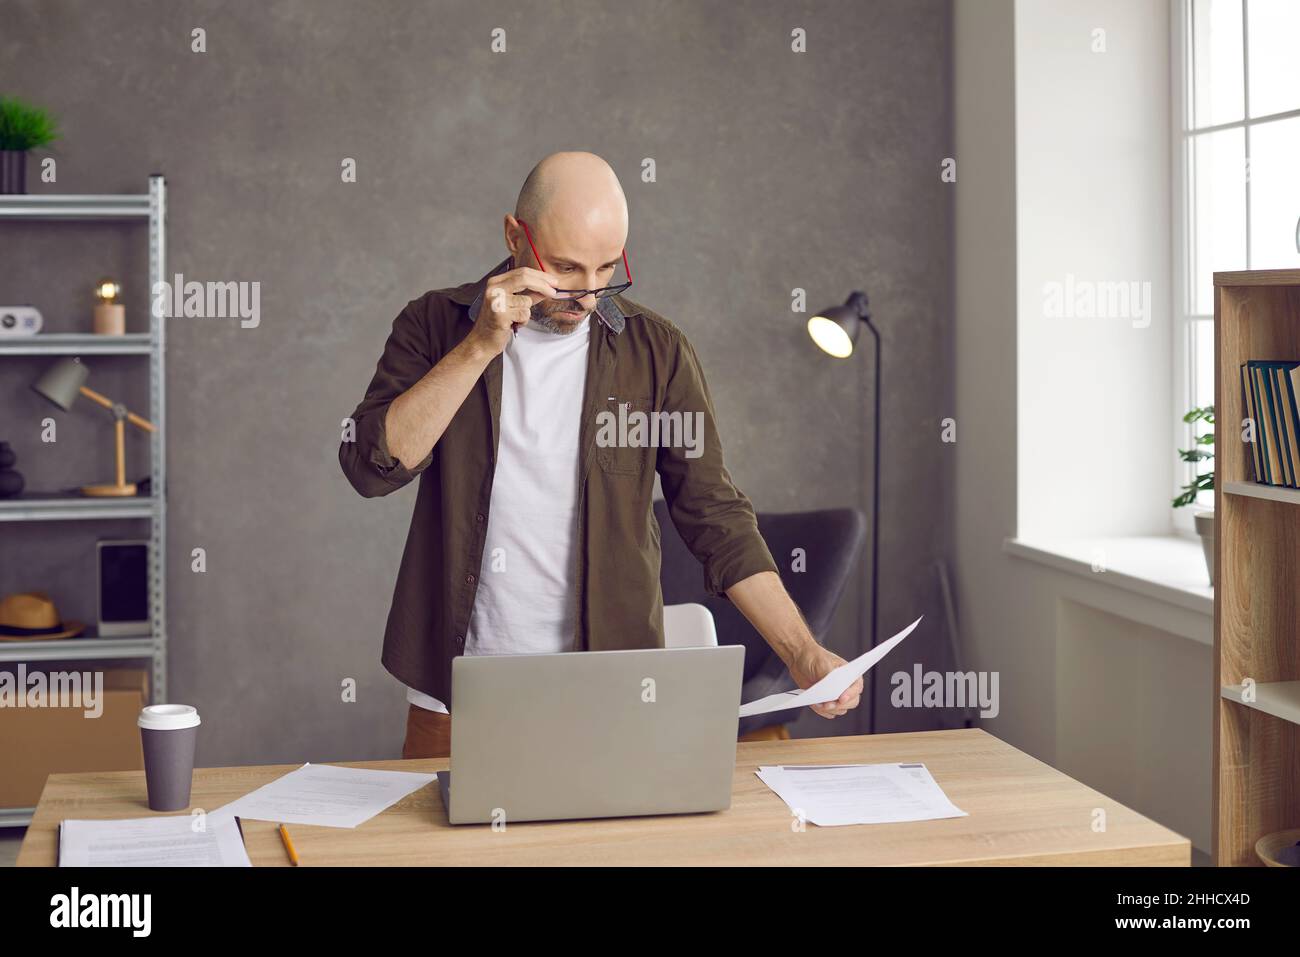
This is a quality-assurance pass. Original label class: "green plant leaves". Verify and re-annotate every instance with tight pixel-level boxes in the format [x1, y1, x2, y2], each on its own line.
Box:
[0, 96, 60, 151]
[1174, 404, 1215, 507]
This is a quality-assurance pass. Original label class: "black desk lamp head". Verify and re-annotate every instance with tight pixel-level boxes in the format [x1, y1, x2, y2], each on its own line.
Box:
[807, 291, 872, 357]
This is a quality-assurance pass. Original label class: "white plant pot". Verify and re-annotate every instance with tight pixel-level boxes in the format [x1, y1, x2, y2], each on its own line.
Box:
[1194, 510, 1215, 587]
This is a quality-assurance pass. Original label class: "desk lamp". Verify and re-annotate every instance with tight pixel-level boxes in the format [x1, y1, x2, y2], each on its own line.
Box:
[31, 356, 155, 497]
[808, 291, 882, 733]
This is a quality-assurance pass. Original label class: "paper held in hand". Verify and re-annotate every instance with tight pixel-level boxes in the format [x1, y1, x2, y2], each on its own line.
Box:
[738, 616, 923, 718]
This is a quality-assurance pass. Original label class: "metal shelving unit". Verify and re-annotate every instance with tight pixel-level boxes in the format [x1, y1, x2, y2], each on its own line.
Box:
[0, 193, 154, 219]
[0, 635, 155, 664]
[0, 332, 152, 356]
[0, 496, 158, 522]
[0, 177, 167, 828]
[0, 807, 36, 829]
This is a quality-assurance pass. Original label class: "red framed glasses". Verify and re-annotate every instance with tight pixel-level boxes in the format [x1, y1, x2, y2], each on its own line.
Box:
[518, 219, 632, 301]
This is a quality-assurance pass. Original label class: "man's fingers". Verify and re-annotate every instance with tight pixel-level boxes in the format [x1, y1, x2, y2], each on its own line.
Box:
[481, 291, 537, 331]
[832, 679, 862, 709]
[498, 293, 537, 314]
[489, 265, 554, 288]
[489, 268, 558, 302]
[485, 288, 534, 311]
[811, 690, 860, 718]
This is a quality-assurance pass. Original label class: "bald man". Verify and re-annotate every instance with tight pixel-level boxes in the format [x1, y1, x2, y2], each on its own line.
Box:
[340, 151, 861, 759]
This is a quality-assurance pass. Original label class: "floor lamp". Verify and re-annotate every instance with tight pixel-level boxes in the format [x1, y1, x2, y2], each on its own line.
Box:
[807, 291, 882, 734]
[31, 356, 156, 497]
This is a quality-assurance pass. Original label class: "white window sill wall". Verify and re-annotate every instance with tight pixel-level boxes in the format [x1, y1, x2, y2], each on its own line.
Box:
[1004, 535, 1213, 645]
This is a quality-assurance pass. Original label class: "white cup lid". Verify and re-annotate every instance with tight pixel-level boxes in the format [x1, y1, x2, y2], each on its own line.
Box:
[138, 704, 201, 731]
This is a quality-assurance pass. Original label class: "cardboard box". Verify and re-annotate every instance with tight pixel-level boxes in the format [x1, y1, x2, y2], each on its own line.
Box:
[0, 666, 148, 808]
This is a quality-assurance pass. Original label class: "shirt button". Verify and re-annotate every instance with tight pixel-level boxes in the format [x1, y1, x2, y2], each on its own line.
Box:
[455, 635, 465, 647]
[475, 513, 485, 523]
[465, 574, 476, 584]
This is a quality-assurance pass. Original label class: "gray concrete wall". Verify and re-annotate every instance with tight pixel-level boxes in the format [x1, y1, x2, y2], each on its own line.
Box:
[0, 0, 953, 767]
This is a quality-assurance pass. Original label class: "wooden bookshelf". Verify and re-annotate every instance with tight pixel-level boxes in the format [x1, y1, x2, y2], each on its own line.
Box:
[1213, 269, 1300, 866]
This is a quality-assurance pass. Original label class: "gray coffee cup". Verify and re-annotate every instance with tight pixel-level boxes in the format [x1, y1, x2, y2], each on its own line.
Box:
[138, 704, 201, 811]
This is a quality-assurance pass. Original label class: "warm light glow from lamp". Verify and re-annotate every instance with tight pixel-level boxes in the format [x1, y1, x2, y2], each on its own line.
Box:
[93, 276, 125, 335]
[807, 291, 871, 358]
[807, 315, 855, 358]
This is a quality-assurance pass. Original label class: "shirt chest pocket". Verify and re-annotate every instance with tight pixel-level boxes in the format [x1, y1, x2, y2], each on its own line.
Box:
[596, 396, 656, 476]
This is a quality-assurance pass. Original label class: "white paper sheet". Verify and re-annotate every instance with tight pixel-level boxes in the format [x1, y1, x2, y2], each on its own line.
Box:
[59, 814, 252, 867]
[738, 616, 923, 718]
[208, 762, 437, 829]
[755, 762, 967, 826]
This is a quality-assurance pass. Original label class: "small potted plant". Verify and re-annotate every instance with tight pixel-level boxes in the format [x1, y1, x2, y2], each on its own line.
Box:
[1173, 405, 1214, 585]
[0, 96, 60, 194]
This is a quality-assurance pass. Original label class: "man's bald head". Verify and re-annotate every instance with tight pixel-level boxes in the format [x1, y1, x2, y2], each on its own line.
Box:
[514, 151, 628, 239]
[504, 151, 630, 335]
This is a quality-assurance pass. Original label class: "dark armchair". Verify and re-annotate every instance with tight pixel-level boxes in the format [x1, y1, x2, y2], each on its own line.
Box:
[653, 499, 867, 738]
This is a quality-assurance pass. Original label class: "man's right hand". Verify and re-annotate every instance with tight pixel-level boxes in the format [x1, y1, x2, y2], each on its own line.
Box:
[464, 267, 559, 358]
[380, 267, 562, 472]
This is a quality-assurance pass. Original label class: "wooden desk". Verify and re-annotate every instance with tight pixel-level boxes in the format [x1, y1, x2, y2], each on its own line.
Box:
[17, 728, 1189, 866]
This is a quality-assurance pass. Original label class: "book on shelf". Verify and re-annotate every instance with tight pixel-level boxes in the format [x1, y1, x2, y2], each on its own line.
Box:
[1240, 364, 1264, 483]
[1262, 364, 1288, 485]
[1241, 360, 1300, 487]
[1274, 365, 1300, 486]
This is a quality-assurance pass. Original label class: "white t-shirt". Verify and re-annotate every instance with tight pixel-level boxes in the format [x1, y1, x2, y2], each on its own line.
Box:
[406, 316, 590, 712]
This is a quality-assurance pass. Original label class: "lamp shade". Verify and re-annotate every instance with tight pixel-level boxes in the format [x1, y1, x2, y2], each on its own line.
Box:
[807, 291, 871, 358]
[32, 357, 88, 410]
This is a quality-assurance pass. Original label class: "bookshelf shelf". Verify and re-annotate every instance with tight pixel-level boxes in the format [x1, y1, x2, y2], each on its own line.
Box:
[0, 634, 157, 664]
[0, 333, 152, 356]
[0, 494, 157, 522]
[0, 192, 151, 220]
[1222, 480, 1300, 505]
[1212, 270, 1300, 866]
[1221, 681, 1300, 727]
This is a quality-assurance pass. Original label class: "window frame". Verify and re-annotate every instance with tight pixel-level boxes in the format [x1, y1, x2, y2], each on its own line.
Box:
[1172, 0, 1300, 527]
[1173, 0, 1196, 533]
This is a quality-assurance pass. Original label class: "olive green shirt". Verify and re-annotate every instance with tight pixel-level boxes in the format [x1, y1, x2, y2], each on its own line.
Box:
[339, 258, 777, 706]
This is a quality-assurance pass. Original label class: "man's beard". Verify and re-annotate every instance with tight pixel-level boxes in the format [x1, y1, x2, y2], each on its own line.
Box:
[529, 301, 587, 336]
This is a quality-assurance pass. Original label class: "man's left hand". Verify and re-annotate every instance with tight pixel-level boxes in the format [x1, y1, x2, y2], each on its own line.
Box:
[786, 643, 862, 719]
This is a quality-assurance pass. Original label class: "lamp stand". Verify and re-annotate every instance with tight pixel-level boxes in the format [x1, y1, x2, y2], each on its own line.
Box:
[77, 386, 155, 497]
[861, 312, 882, 735]
[82, 410, 136, 497]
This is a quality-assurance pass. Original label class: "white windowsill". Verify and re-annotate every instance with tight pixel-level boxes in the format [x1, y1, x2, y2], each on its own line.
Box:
[1003, 535, 1214, 620]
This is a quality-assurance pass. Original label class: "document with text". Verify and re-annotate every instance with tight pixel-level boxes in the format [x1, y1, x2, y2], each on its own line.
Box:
[209, 762, 437, 829]
[756, 761, 967, 826]
[59, 814, 252, 867]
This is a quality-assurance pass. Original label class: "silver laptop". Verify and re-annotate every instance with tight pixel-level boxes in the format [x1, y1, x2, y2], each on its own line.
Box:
[440, 645, 744, 825]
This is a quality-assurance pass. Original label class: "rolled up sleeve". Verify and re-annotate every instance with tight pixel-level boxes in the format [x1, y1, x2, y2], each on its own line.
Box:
[656, 332, 777, 597]
[339, 300, 436, 498]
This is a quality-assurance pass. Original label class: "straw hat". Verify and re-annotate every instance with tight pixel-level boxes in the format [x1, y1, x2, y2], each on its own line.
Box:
[0, 592, 85, 641]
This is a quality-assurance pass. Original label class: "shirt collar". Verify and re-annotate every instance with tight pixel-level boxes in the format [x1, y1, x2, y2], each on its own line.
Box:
[457, 257, 628, 335]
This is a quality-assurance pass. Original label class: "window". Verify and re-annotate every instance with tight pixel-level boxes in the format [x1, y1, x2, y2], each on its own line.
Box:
[1177, 0, 1300, 513]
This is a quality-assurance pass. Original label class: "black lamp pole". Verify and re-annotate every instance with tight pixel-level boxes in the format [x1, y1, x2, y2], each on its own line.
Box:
[863, 309, 881, 735]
